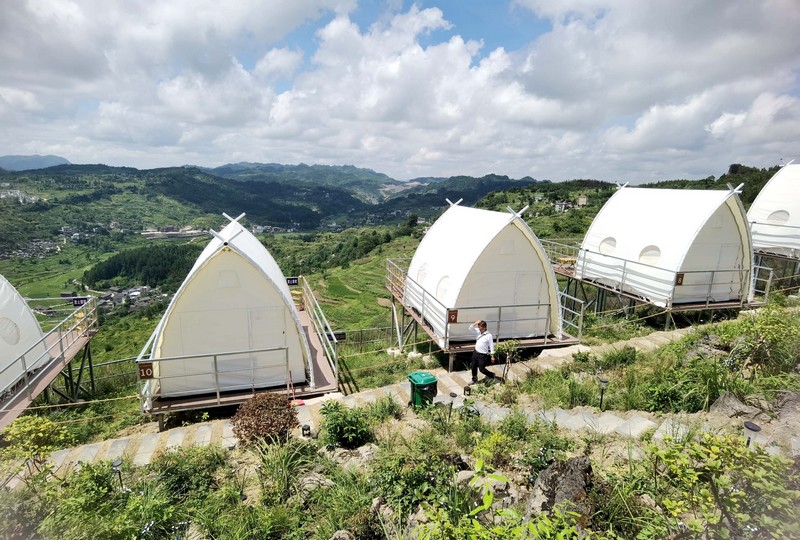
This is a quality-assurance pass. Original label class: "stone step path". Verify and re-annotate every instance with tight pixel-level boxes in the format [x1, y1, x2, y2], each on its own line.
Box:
[6, 325, 794, 489]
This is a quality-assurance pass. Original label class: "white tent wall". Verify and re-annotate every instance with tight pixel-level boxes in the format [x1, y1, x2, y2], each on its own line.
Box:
[404, 205, 561, 344]
[675, 200, 749, 304]
[576, 188, 751, 308]
[151, 219, 309, 398]
[748, 164, 800, 258]
[451, 223, 559, 340]
[0, 275, 48, 394]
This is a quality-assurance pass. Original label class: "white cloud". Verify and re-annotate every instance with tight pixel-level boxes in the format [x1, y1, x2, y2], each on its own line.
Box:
[0, 1, 798, 183]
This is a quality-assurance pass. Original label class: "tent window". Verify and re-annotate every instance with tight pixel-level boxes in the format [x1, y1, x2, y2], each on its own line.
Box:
[416, 263, 428, 284]
[0, 317, 21, 346]
[218, 270, 241, 289]
[639, 245, 661, 265]
[767, 210, 790, 224]
[599, 237, 617, 255]
[436, 276, 451, 299]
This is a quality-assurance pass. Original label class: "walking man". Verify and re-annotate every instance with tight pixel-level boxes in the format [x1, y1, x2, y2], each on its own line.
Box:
[469, 320, 495, 384]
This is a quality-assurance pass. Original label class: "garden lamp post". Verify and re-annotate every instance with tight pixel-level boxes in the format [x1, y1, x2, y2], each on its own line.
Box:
[743, 421, 761, 447]
[448, 392, 457, 421]
[301, 424, 311, 438]
[112, 459, 124, 489]
[598, 377, 609, 411]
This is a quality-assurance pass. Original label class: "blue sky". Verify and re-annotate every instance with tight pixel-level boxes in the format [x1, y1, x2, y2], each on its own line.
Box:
[1, 0, 799, 183]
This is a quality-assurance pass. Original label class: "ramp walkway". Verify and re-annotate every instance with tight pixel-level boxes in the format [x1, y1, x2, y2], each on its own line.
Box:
[1, 297, 98, 430]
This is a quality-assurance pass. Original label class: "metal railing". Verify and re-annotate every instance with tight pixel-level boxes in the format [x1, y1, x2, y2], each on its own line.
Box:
[300, 276, 338, 387]
[386, 259, 583, 350]
[751, 264, 773, 302]
[137, 346, 290, 412]
[1, 296, 98, 415]
[541, 240, 754, 308]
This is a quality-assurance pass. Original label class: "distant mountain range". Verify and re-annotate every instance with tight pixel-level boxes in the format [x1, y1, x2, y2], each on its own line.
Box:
[0, 155, 71, 171]
[0, 161, 541, 253]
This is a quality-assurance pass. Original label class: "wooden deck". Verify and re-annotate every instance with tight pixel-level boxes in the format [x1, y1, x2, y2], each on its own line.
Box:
[145, 308, 339, 416]
[0, 330, 93, 430]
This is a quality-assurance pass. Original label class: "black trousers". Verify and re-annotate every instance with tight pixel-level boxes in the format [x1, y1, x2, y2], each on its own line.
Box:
[470, 351, 494, 381]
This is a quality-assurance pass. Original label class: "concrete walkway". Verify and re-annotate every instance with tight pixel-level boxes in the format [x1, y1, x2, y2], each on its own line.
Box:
[6, 326, 797, 489]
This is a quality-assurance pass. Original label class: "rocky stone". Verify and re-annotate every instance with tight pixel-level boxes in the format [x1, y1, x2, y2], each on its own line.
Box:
[298, 472, 334, 495]
[320, 443, 379, 469]
[525, 456, 594, 527]
[329, 531, 355, 540]
[709, 392, 767, 421]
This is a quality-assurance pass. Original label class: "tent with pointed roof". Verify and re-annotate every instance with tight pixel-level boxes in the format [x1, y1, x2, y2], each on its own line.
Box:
[403, 204, 562, 345]
[575, 186, 752, 307]
[748, 163, 800, 259]
[145, 214, 310, 398]
[0, 274, 47, 395]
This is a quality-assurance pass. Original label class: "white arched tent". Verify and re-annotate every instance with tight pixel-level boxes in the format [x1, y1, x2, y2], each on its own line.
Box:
[0, 275, 47, 395]
[575, 186, 752, 308]
[403, 204, 562, 345]
[748, 163, 800, 259]
[143, 214, 310, 399]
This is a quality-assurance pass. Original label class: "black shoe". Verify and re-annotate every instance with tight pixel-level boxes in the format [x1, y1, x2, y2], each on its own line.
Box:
[471, 378, 478, 384]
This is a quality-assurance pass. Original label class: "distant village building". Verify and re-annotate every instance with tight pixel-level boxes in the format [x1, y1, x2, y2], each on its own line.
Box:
[554, 201, 572, 212]
[577, 194, 588, 207]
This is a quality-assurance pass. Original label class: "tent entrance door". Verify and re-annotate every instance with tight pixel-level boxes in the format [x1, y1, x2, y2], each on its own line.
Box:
[246, 307, 287, 387]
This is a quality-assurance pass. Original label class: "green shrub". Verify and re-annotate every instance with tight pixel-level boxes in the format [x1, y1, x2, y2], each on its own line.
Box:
[1, 415, 73, 461]
[149, 445, 227, 505]
[453, 411, 492, 452]
[599, 345, 638, 370]
[519, 420, 574, 477]
[231, 392, 299, 444]
[371, 450, 455, 517]
[366, 394, 403, 422]
[474, 431, 515, 468]
[253, 437, 317, 503]
[650, 432, 800, 539]
[320, 401, 372, 448]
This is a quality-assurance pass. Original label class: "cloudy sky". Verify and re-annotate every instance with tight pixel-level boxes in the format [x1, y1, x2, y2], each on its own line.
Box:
[1, 0, 799, 183]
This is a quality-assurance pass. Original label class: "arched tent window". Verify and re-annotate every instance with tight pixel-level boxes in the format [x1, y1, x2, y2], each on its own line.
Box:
[638, 245, 661, 265]
[599, 237, 616, 255]
[0, 317, 20, 346]
[767, 210, 790, 224]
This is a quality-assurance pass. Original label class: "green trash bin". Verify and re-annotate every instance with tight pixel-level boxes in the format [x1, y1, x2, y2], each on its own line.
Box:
[408, 371, 438, 407]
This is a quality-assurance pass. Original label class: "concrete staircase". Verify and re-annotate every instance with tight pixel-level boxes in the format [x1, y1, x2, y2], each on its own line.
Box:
[6, 325, 798, 489]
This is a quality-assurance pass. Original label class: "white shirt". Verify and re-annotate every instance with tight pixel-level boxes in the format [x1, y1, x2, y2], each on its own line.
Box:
[469, 323, 494, 355]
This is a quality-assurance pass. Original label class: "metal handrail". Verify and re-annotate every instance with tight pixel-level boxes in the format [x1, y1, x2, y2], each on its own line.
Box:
[1, 297, 98, 402]
[300, 276, 338, 386]
[386, 258, 572, 349]
[137, 346, 290, 411]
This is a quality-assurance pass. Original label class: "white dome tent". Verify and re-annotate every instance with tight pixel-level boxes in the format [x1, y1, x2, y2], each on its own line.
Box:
[139, 213, 311, 407]
[0, 274, 48, 395]
[574, 185, 753, 308]
[748, 163, 800, 260]
[399, 202, 563, 348]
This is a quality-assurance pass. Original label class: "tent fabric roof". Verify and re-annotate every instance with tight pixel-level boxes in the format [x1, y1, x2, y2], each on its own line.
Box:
[152, 216, 306, 358]
[184, 218, 294, 307]
[0, 274, 45, 392]
[747, 163, 800, 256]
[580, 187, 747, 272]
[408, 205, 534, 306]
